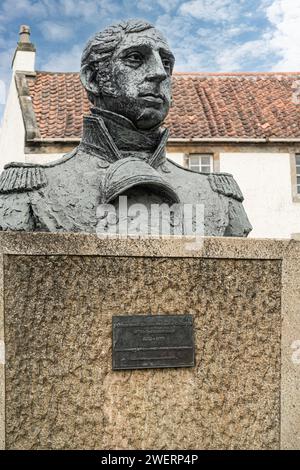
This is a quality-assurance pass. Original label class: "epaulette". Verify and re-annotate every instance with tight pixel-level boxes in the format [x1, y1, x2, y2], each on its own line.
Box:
[0, 162, 48, 194]
[208, 173, 244, 202]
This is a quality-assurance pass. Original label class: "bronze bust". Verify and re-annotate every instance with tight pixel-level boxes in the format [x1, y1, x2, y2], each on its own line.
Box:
[0, 19, 252, 236]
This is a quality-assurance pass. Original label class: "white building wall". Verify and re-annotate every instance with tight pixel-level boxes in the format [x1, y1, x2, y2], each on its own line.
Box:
[0, 77, 25, 170]
[25, 153, 64, 164]
[12, 50, 35, 73]
[220, 152, 300, 239]
[26, 151, 186, 165]
[0, 47, 36, 171]
[166, 152, 185, 166]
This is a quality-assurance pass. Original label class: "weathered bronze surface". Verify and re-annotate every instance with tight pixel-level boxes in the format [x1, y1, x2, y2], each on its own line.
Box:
[112, 314, 195, 370]
[0, 19, 252, 236]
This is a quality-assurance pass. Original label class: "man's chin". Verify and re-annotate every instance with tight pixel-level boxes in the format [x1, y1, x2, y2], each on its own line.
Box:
[135, 108, 167, 130]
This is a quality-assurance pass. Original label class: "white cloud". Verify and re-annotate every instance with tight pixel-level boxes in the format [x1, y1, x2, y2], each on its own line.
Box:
[156, 10, 267, 72]
[215, 34, 272, 70]
[167, 0, 300, 72]
[58, 0, 120, 21]
[0, 80, 6, 105]
[59, 0, 99, 17]
[179, 0, 242, 22]
[223, 25, 258, 38]
[42, 44, 82, 71]
[0, 0, 49, 22]
[0, 0, 120, 24]
[155, 13, 195, 44]
[131, 0, 153, 12]
[174, 49, 210, 72]
[266, 0, 300, 70]
[0, 0, 299, 84]
[0, 46, 15, 109]
[157, 0, 181, 13]
[39, 21, 74, 41]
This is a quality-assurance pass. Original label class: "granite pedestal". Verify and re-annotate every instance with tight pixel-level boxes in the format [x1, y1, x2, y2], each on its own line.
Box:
[0, 233, 299, 449]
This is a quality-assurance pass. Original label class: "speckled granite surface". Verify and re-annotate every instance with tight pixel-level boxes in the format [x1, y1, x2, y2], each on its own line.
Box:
[3, 251, 281, 449]
[1, 233, 299, 450]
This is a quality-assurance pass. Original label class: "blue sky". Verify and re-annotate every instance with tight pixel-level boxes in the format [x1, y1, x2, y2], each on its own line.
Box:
[0, 0, 300, 121]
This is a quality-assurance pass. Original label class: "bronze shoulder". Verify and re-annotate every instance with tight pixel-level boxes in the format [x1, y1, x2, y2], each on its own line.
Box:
[208, 173, 244, 202]
[0, 148, 78, 194]
[166, 159, 244, 202]
[0, 162, 47, 194]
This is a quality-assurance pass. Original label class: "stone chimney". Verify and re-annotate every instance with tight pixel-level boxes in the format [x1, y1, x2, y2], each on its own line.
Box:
[12, 25, 36, 72]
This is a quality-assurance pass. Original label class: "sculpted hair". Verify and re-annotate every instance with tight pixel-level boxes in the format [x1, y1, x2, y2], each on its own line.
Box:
[81, 19, 154, 103]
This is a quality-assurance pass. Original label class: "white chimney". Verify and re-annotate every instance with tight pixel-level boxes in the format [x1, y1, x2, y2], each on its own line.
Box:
[12, 25, 36, 72]
[0, 25, 36, 169]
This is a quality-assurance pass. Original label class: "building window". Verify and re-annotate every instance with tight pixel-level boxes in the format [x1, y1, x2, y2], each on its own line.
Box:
[188, 154, 213, 173]
[296, 155, 300, 194]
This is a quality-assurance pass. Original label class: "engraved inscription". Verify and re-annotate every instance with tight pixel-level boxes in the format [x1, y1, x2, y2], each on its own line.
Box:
[112, 314, 195, 370]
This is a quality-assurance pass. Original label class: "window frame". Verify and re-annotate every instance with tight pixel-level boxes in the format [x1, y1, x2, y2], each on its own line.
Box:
[296, 155, 300, 195]
[187, 153, 214, 174]
[290, 152, 300, 203]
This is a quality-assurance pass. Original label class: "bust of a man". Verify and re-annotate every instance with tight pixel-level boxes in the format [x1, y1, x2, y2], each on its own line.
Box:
[0, 19, 252, 236]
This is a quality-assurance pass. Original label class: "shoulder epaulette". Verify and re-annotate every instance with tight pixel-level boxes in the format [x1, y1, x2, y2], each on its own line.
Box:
[208, 173, 244, 202]
[0, 162, 48, 194]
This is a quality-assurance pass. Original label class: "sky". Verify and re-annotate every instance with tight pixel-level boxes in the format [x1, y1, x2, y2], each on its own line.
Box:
[0, 0, 300, 121]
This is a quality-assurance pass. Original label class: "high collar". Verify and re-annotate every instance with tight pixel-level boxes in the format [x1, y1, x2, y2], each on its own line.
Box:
[78, 108, 169, 169]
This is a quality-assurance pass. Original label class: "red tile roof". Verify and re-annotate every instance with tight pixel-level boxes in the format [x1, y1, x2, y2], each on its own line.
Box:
[25, 71, 300, 141]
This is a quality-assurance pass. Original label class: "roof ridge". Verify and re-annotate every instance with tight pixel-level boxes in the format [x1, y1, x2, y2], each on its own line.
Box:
[35, 70, 79, 75]
[34, 70, 300, 77]
[174, 71, 300, 76]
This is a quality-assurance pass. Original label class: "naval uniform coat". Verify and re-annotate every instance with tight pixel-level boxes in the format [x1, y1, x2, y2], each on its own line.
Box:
[0, 109, 252, 236]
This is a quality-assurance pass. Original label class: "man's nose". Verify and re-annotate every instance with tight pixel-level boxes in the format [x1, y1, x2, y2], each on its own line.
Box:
[145, 52, 168, 83]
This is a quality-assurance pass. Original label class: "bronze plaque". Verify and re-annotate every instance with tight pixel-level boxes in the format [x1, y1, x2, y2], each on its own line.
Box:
[112, 314, 195, 370]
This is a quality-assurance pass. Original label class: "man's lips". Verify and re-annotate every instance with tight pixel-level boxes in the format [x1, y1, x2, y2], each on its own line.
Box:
[139, 93, 164, 104]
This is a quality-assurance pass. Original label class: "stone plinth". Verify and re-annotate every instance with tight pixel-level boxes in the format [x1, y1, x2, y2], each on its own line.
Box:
[0, 233, 299, 450]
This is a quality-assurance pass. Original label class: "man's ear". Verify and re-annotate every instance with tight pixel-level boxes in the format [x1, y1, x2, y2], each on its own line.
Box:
[80, 64, 100, 97]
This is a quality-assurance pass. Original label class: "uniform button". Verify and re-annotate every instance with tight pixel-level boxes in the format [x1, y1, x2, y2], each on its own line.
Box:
[97, 160, 109, 168]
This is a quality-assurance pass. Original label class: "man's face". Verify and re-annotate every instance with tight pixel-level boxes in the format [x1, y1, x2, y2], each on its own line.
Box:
[100, 28, 174, 130]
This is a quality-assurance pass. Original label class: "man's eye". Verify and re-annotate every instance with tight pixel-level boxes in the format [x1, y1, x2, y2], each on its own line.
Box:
[126, 53, 143, 63]
[162, 58, 171, 71]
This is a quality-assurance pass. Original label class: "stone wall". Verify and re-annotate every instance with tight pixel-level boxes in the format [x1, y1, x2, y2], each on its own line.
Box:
[0, 233, 299, 450]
